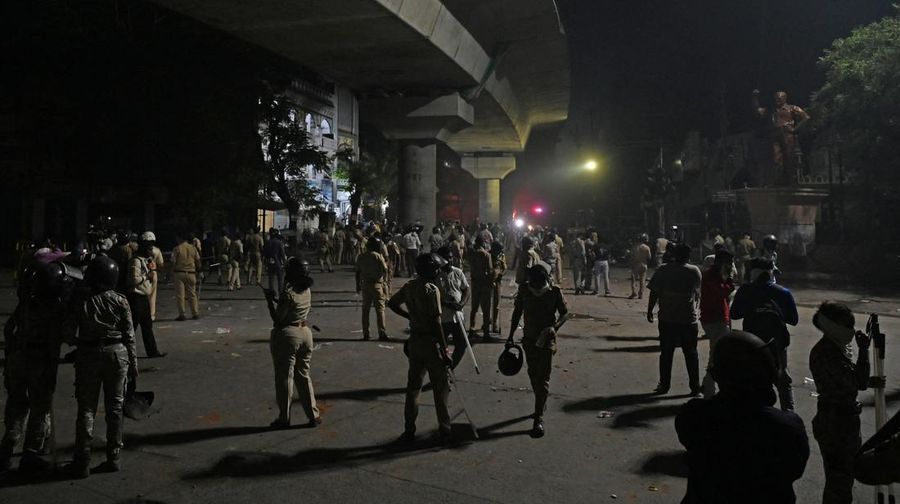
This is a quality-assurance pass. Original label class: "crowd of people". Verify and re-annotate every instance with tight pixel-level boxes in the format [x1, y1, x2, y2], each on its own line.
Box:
[2, 219, 896, 503]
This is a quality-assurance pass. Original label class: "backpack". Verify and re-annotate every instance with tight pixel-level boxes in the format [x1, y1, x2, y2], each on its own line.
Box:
[742, 294, 790, 348]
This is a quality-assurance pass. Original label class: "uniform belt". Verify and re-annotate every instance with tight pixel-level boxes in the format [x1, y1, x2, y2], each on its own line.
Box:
[76, 338, 124, 347]
[287, 320, 307, 327]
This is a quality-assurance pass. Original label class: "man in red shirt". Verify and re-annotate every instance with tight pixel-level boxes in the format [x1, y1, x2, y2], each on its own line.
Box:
[700, 250, 735, 397]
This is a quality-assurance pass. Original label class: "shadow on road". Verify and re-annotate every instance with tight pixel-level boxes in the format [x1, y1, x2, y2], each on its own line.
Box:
[612, 404, 686, 429]
[636, 449, 688, 478]
[563, 392, 661, 412]
[316, 387, 406, 401]
[126, 426, 272, 448]
[593, 345, 661, 353]
[602, 335, 659, 342]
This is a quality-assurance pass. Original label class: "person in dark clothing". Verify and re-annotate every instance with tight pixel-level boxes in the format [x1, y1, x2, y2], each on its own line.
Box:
[730, 257, 798, 411]
[809, 301, 870, 504]
[676, 330, 810, 504]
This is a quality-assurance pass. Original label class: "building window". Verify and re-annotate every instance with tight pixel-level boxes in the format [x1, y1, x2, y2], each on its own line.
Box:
[320, 119, 332, 137]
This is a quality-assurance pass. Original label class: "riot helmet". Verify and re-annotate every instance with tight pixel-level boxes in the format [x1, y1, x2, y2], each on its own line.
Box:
[367, 237, 383, 252]
[710, 330, 777, 393]
[85, 255, 119, 292]
[763, 234, 778, 252]
[415, 253, 443, 280]
[498, 342, 524, 376]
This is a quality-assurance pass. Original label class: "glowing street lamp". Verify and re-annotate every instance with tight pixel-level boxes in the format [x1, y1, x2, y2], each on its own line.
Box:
[515, 218, 525, 228]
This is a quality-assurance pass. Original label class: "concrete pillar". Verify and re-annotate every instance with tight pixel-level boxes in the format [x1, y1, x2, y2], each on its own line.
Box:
[478, 178, 501, 224]
[400, 141, 439, 233]
[461, 154, 516, 224]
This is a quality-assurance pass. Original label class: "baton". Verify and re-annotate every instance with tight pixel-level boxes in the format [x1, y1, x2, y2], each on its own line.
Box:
[448, 366, 479, 439]
[456, 320, 480, 375]
[867, 314, 895, 504]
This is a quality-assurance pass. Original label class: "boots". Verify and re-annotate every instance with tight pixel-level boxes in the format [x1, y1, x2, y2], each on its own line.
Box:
[95, 450, 120, 473]
[18, 450, 51, 473]
[67, 455, 91, 479]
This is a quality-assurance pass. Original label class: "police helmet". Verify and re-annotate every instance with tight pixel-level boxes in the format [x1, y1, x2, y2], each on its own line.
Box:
[285, 256, 311, 278]
[85, 255, 119, 292]
[415, 253, 443, 280]
[498, 342, 524, 376]
[763, 234, 778, 251]
[141, 231, 157, 242]
[710, 330, 777, 392]
[639, 233, 649, 243]
[31, 262, 68, 298]
[367, 237, 383, 252]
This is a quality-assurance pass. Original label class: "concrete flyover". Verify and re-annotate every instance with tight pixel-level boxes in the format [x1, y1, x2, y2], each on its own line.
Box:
[151, 0, 570, 229]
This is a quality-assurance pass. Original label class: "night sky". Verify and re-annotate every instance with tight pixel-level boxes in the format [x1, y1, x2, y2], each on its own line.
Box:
[504, 0, 896, 224]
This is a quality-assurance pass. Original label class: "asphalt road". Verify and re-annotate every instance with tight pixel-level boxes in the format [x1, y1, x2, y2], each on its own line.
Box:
[1, 264, 898, 503]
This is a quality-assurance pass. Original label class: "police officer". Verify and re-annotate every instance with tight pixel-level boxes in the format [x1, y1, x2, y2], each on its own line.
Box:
[227, 232, 243, 291]
[508, 263, 569, 438]
[489, 240, 507, 334]
[264, 228, 287, 294]
[809, 302, 870, 503]
[126, 239, 165, 358]
[515, 236, 542, 285]
[356, 237, 390, 342]
[68, 256, 138, 478]
[1, 262, 73, 473]
[468, 236, 494, 341]
[316, 228, 334, 273]
[265, 258, 321, 429]
[388, 254, 453, 444]
[735, 233, 756, 282]
[171, 233, 201, 321]
[215, 230, 231, 285]
[629, 233, 652, 299]
[244, 227, 265, 286]
[436, 247, 471, 369]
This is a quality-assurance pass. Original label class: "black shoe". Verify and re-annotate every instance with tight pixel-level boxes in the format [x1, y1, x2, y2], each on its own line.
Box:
[94, 459, 120, 473]
[306, 417, 322, 428]
[362, 334, 371, 341]
[66, 460, 91, 479]
[192, 315, 200, 320]
[378, 335, 390, 342]
[628, 293, 637, 299]
[491, 326, 500, 334]
[147, 352, 167, 359]
[175, 315, 186, 322]
[18, 452, 50, 473]
[653, 384, 670, 395]
[269, 419, 290, 430]
[531, 418, 545, 438]
[689, 387, 703, 397]
[482, 333, 496, 343]
[397, 430, 416, 443]
[435, 430, 454, 446]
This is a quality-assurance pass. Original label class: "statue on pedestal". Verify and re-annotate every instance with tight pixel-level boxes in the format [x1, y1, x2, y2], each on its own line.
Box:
[752, 89, 810, 185]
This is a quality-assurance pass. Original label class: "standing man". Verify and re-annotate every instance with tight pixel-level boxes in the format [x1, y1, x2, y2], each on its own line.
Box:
[387, 254, 453, 444]
[592, 238, 612, 296]
[734, 233, 756, 283]
[145, 232, 164, 321]
[214, 230, 231, 286]
[263, 228, 287, 294]
[428, 227, 444, 253]
[401, 227, 421, 277]
[355, 237, 390, 342]
[316, 228, 334, 273]
[68, 256, 138, 478]
[515, 236, 542, 286]
[508, 263, 568, 438]
[468, 237, 494, 341]
[654, 235, 669, 268]
[629, 233, 652, 300]
[489, 240, 507, 334]
[435, 247, 471, 369]
[333, 225, 346, 266]
[541, 233, 561, 287]
[730, 257, 798, 411]
[244, 227, 264, 286]
[647, 244, 703, 395]
[227, 232, 243, 291]
[699, 250, 735, 397]
[126, 239, 165, 358]
[809, 302, 870, 504]
[569, 234, 586, 295]
[171, 233, 201, 321]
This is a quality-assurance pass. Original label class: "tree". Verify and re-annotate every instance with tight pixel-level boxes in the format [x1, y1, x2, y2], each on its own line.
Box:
[334, 140, 398, 223]
[812, 7, 900, 236]
[258, 91, 332, 227]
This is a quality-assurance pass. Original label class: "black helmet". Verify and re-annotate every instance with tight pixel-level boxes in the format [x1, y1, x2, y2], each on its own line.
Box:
[711, 330, 777, 393]
[31, 262, 68, 298]
[415, 253, 443, 280]
[285, 257, 313, 290]
[498, 342, 524, 376]
[367, 237, 383, 252]
[85, 255, 119, 292]
[639, 232, 649, 243]
[763, 234, 778, 251]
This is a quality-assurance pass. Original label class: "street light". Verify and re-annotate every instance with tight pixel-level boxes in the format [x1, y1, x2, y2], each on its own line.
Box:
[584, 160, 598, 171]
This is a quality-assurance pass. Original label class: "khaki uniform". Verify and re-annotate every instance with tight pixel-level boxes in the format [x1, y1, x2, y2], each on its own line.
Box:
[333, 229, 345, 265]
[73, 290, 137, 465]
[171, 241, 201, 317]
[515, 248, 542, 285]
[735, 237, 756, 282]
[149, 246, 164, 320]
[389, 279, 450, 435]
[228, 239, 243, 290]
[244, 232, 264, 285]
[356, 251, 389, 340]
[270, 287, 319, 424]
[630, 243, 652, 298]
[468, 248, 493, 333]
[512, 285, 568, 420]
[490, 251, 507, 331]
[317, 232, 334, 273]
[215, 236, 231, 284]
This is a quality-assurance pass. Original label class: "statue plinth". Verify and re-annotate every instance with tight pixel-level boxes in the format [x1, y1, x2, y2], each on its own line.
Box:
[737, 187, 829, 257]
